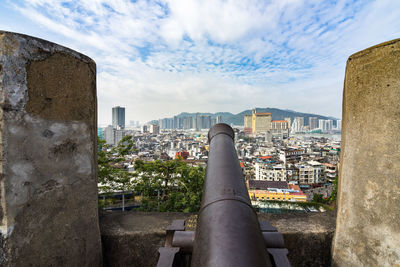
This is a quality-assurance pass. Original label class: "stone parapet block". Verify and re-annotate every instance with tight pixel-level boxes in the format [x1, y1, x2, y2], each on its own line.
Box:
[0, 31, 102, 266]
[332, 38, 400, 266]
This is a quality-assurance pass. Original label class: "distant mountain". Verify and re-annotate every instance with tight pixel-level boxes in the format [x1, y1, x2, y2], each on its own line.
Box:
[148, 108, 338, 126]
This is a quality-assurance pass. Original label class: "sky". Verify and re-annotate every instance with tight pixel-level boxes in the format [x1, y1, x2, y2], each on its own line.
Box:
[0, 0, 399, 125]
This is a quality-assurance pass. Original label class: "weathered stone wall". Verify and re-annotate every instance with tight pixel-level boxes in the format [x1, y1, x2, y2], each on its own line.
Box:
[332, 39, 400, 266]
[100, 211, 336, 267]
[0, 31, 102, 266]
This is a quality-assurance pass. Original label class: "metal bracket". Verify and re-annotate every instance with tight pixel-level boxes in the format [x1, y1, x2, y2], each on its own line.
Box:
[157, 220, 187, 267]
[260, 221, 291, 267]
[157, 219, 291, 267]
[157, 247, 180, 267]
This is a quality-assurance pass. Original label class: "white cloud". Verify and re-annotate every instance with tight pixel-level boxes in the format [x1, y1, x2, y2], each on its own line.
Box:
[3, 0, 400, 124]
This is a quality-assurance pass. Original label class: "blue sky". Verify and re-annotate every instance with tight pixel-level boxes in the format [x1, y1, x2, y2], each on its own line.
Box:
[1, 0, 400, 125]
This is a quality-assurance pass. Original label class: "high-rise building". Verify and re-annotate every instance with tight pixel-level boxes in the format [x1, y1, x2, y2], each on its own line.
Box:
[294, 117, 304, 128]
[244, 115, 252, 134]
[336, 120, 342, 131]
[284, 117, 291, 129]
[211, 117, 217, 126]
[104, 125, 115, 145]
[193, 113, 200, 130]
[271, 120, 289, 131]
[318, 119, 325, 131]
[216, 115, 223, 124]
[251, 109, 272, 134]
[112, 106, 125, 129]
[115, 129, 127, 145]
[150, 124, 160, 134]
[159, 118, 174, 129]
[97, 128, 103, 140]
[309, 117, 318, 130]
[183, 117, 192, 129]
[291, 117, 304, 133]
[326, 120, 333, 131]
[201, 115, 212, 129]
[318, 119, 333, 132]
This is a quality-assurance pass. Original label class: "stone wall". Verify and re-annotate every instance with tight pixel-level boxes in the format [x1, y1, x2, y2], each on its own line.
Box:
[100, 211, 335, 267]
[332, 39, 400, 266]
[0, 31, 102, 266]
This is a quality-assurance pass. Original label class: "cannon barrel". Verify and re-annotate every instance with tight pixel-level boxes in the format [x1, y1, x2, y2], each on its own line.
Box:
[191, 123, 273, 267]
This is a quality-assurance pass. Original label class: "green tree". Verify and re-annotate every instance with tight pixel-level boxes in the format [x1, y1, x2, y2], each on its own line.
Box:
[312, 193, 328, 204]
[328, 175, 338, 204]
[98, 136, 136, 193]
[98, 136, 205, 212]
[133, 159, 205, 212]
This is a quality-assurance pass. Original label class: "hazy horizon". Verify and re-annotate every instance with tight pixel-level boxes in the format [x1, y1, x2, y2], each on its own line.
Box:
[99, 106, 340, 127]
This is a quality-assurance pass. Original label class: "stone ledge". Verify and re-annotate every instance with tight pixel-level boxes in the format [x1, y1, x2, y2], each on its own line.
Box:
[100, 211, 335, 267]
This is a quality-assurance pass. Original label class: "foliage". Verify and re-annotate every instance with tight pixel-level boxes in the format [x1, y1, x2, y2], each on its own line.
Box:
[98, 136, 205, 212]
[97, 136, 136, 193]
[311, 175, 338, 206]
[328, 175, 338, 203]
[133, 159, 205, 212]
[312, 193, 329, 204]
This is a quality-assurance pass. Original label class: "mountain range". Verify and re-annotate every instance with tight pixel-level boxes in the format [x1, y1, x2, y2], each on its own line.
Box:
[149, 108, 339, 126]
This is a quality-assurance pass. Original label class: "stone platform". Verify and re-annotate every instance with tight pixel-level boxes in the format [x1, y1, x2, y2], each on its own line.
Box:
[100, 211, 336, 267]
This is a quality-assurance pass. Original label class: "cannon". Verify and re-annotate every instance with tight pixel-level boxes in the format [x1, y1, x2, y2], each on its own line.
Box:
[157, 124, 290, 267]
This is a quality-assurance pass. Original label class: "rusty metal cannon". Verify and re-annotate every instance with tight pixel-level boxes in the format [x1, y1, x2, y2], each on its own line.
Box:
[157, 124, 290, 267]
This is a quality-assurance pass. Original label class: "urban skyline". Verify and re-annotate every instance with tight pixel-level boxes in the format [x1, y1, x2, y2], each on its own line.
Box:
[1, 1, 399, 124]
[100, 106, 341, 147]
[100, 106, 339, 128]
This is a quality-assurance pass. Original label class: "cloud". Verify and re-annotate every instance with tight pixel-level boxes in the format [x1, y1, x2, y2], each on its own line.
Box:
[4, 0, 400, 124]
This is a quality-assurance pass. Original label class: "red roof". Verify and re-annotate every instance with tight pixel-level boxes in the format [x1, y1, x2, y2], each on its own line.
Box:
[290, 192, 306, 196]
[289, 184, 301, 191]
[240, 162, 244, 168]
[272, 120, 288, 123]
[259, 156, 272, 159]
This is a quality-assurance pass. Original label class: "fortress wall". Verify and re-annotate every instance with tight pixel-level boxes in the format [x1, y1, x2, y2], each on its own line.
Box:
[0, 31, 102, 266]
[332, 39, 400, 266]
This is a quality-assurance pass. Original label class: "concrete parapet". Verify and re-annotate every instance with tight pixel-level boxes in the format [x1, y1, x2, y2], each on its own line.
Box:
[332, 39, 400, 266]
[0, 31, 102, 266]
[100, 211, 336, 267]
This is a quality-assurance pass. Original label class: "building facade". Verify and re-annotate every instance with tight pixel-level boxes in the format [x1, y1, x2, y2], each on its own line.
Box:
[255, 163, 287, 181]
[112, 106, 125, 129]
[309, 117, 318, 130]
[150, 124, 160, 134]
[251, 109, 272, 134]
[271, 120, 289, 137]
[244, 115, 252, 134]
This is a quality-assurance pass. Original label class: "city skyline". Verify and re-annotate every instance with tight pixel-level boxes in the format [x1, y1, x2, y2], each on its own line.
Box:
[101, 106, 339, 127]
[1, 1, 399, 124]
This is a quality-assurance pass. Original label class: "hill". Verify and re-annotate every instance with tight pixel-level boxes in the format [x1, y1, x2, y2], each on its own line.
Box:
[148, 108, 338, 126]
